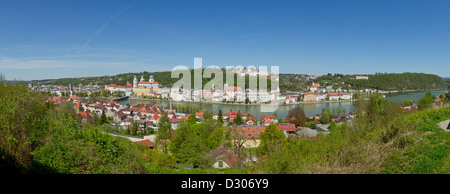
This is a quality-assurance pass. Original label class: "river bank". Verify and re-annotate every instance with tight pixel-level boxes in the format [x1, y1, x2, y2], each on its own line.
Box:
[126, 97, 357, 106]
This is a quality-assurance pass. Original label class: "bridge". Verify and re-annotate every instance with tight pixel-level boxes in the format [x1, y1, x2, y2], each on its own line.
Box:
[111, 96, 129, 102]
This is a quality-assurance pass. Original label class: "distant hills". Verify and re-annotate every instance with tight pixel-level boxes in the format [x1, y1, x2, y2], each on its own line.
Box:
[30, 71, 448, 92]
[316, 73, 448, 91]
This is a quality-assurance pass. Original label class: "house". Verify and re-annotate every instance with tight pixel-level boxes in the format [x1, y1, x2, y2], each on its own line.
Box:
[261, 114, 277, 126]
[355, 76, 369, 80]
[48, 96, 66, 106]
[225, 86, 244, 102]
[303, 92, 318, 102]
[170, 118, 183, 130]
[195, 112, 204, 120]
[231, 126, 266, 148]
[329, 93, 352, 101]
[245, 116, 256, 126]
[134, 139, 154, 149]
[262, 117, 275, 126]
[210, 146, 240, 169]
[277, 123, 297, 134]
[69, 95, 81, 102]
[149, 114, 160, 125]
[80, 112, 92, 123]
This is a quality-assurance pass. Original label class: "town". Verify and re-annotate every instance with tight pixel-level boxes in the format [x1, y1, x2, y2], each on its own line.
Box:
[28, 70, 450, 170]
[31, 71, 386, 105]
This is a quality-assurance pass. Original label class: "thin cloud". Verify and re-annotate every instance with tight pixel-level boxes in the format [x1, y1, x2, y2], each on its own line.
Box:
[73, 4, 133, 57]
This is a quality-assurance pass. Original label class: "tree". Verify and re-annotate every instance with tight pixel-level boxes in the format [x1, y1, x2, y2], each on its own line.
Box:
[155, 112, 172, 152]
[203, 110, 212, 120]
[100, 110, 108, 125]
[245, 97, 250, 104]
[169, 122, 211, 167]
[320, 108, 331, 124]
[418, 92, 434, 110]
[258, 123, 287, 156]
[188, 113, 197, 125]
[234, 111, 244, 125]
[230, 126, 252, 167]
[207, 127, 231, 149]
[218, 109, 223, 123]
[286, 107, 307, 127]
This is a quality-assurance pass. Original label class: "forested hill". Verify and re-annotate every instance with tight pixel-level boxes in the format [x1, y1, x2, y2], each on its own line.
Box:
[32, 71, 447, 92]
[316, 73, 448, 91]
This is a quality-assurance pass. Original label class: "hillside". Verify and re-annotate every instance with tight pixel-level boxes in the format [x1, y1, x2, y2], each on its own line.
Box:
[2, 77, 449, 174]
[316, 73, 447, 91]
[31, 71, 447, 92]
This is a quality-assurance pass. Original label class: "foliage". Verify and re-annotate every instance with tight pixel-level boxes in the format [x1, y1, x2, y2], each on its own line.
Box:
[316, 72, 447, 91]
[234, 111, 244, 125]
[286, 107, 307, 127]
[258, 123, 287, 156]
[169, 120, 228, 168]
[320, 108, 331, 124]
[155, 112, 172, 152]
[418, 92, 434, 110]
[247, 93, 449, 174]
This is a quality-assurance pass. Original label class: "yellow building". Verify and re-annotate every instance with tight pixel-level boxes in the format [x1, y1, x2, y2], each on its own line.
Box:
[303, 92, 318, 102]
[133, 88, 152, 97]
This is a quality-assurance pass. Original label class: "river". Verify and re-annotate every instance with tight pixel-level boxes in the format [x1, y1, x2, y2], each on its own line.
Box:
[121, 89, 448, 119]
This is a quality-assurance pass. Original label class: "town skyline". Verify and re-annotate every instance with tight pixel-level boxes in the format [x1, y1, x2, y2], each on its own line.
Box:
[1, 0, 450, 81]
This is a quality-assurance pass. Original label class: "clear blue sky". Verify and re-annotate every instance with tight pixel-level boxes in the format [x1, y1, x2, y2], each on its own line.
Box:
[1, 0, 450, 80]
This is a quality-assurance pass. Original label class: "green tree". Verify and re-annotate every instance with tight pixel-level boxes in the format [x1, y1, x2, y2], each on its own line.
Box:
[320, 108, 331, 124]
[234, 111, 244, 125]
[207, 127, 232, 149]
[188, 113, 198, 125]
[418, 92, 434, 110]
[100, 110, 108, 125]
[203, 110, 212, 120]
[169, 122, 211, 167]
[156, 112, 172, 152]
[258, 123, 287, 156]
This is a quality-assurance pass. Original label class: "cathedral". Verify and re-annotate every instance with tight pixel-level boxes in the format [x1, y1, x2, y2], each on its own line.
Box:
[132, 74, 160, 97]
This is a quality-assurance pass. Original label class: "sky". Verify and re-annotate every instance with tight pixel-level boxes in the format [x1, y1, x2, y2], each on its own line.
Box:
[1, 0, 450, 81]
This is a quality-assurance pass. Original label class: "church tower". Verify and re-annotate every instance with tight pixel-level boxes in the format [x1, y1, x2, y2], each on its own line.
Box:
[133, 75, 138, 88]
[140, 75, 145, 82]
[149, 75, 154, 83]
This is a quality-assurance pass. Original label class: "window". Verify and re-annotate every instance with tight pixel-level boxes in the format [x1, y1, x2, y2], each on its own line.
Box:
[218, 161, 223, 168]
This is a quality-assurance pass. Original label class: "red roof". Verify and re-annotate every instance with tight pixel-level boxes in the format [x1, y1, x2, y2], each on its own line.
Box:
[304, 92, 317, 96]
[226, 86, 242, 91]
[261, 114, 277, 121]
[79, 112, 92, 118]
[76, 102, 81, 109]
[151, 114, 160, 120]
[69, 95, 81, 100]
[231, 126, 266, 139]
[134, 139, 154, 148]
[277, 123, 297, 132]
[170, 118, 183, 123]
[210, 146, 239, 167]
[195, 112, 204, 116]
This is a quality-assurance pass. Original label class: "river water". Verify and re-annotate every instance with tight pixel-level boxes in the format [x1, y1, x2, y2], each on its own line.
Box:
[121, 89, 448, 118]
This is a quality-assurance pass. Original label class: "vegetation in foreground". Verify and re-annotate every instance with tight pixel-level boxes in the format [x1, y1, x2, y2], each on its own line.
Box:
[1, 76, 449, 174]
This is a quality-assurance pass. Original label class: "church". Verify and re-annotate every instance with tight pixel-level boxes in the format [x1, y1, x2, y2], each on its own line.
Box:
[133, 75, 160, 97]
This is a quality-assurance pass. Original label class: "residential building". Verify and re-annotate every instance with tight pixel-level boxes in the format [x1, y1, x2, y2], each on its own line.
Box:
[210, 146, 240, 169]
[303, 92, 318, 102]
